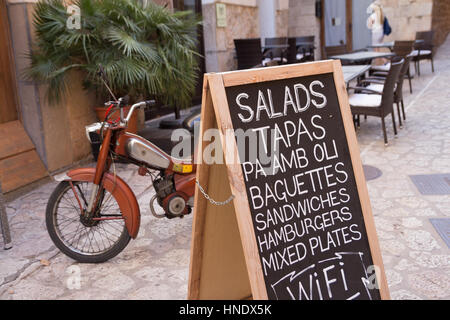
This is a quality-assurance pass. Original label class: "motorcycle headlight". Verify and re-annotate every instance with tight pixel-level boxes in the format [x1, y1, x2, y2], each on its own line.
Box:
[85, 122, 102, 143]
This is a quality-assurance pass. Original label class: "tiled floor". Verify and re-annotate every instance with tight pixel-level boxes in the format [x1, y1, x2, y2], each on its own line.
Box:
[1, 38, 449, 300]
[355, 38, 450, 299]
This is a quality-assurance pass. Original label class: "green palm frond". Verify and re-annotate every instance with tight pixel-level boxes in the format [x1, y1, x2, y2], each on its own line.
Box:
[105, 27, 160, 63]
[27, 0, 201, 108]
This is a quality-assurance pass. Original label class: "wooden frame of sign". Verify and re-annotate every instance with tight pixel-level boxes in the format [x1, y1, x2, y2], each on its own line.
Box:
[188, 60, 390, 300]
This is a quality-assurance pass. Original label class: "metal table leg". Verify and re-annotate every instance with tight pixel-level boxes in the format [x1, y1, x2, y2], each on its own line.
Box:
[0, 182, 12, 250]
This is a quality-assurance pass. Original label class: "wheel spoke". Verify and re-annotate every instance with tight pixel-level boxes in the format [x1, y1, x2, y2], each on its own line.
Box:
[75, 184, 88, 206]
[52, 182, 126, 256]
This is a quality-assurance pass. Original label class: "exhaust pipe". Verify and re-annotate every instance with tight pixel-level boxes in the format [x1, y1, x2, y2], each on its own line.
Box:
[149, 195, 166, 219]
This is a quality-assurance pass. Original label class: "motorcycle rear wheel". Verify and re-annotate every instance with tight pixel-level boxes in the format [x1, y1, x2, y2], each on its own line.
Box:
[46, 181, 131, 263]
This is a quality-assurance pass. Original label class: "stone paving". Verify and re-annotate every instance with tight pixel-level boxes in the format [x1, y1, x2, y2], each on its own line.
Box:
[354, 38, 450, 300]
[1, 38, 450, 300]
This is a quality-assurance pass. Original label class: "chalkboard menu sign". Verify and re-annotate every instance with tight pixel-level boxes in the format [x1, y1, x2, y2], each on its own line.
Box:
[188, 61, 389, 300]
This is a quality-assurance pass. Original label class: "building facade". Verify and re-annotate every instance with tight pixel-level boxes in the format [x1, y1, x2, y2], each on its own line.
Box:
[1, 0, 449, 192]
[203, 0, 450, 72]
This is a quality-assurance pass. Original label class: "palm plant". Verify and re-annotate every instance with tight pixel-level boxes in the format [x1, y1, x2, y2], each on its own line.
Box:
[26, 0, 200, 111]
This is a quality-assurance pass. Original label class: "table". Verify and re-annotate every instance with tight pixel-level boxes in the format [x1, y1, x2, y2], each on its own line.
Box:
[330, 51, 395, 64]
[296, 41, 315, 61]
[367, 41, 394, 49]
[262, 44, 289, 61]
[342, 65, 371, 84]
[262, 44, 289, 50]
[296, 41, 314, 48]
[367, 39, 424, 50]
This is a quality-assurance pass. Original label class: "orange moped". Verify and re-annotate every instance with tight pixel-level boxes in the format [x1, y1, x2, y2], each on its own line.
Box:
[46, 96, 197, 263]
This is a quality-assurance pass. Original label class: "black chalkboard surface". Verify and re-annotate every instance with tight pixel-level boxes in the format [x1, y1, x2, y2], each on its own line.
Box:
[188, 61, 389, 300]
[225, 73, 380, 300]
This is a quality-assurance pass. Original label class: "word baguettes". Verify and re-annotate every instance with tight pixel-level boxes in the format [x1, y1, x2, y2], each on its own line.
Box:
[225, 73, 381, 300]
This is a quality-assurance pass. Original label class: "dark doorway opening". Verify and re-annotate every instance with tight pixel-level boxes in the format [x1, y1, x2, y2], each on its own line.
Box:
[320, 0, 373, 55]
[173, 0, 205, 105]
[0, 1, 48, 193]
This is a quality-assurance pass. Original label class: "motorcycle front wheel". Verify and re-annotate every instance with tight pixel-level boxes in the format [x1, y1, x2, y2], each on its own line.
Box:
[46, 181, 131, 263]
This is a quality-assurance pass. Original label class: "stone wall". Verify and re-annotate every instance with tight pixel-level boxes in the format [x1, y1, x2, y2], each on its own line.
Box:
[8, 0, 448, 173]
[431, 0, 450, 46]
[153, 0, 172, 9]
[275, 0, 289, 37]
[380, 0, 433, 41]
[7, 1, 98, 172]
[202, 1, 259, 72]
[287, 0, 321, 59]
[378, 0, 450, 48]
[37, 72, 97, 172]
[287, 0, 447, 54]
[6, 0, 170, 172]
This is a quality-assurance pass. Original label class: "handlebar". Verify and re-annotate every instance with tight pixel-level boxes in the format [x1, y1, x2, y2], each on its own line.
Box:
[104, 96, 129, 108]
[124, 100, 156, 123]
[103, 97, 156, 125]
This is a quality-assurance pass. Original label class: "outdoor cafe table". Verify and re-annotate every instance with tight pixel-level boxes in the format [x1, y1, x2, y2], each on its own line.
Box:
[262, 44, 289, 51]
[296, 40, 315, 57]
[367, 41, 395, 49]
[367, 39, 424, 50]
[342, 65, 371, 85]
[296, 40, 315, 49]
[262, 44, 289, 61]
[330, 51, 395, 64]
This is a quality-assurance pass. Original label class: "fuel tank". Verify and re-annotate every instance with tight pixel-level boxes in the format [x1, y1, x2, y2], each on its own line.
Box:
[125, 135, 170, 169]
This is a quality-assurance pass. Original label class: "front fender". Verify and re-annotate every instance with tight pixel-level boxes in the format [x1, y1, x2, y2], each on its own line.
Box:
[64, 168, 140, 239]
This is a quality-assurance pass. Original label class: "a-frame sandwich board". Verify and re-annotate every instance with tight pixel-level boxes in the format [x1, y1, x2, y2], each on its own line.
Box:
[188, 60, 390, 300]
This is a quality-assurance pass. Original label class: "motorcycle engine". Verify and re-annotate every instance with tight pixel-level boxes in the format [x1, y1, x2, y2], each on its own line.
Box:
[153, 176, 175, 204]
[152, 176, 189, 219]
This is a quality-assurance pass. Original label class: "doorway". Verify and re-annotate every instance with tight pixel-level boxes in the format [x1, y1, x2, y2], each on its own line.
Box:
[0, 1, 19, 124]
[0, 0, 47, 193]
[144, 0, 205, 120]
[173, 0, 205, 105]
[323, 0, 348, 48]
[352, 0, 373, 51]
[322, 0, 373, 52]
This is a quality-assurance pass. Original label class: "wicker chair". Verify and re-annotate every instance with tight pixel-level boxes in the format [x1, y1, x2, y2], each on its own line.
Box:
[234, 38, 266, 70]
[371, 40, 414, 93]
[287, 36, 315, 63]
[324, 45, 347, 59]
[348, 58, 404, 145]
[324, 45, 360, 66]
[412, 31, 434, 76]
[264, 37, 288, 64]
[361, 55, 413, 128]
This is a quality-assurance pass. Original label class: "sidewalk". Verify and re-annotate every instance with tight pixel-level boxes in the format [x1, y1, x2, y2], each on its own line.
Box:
[355, 38, 450, 299]
[1, 38, 449, 300]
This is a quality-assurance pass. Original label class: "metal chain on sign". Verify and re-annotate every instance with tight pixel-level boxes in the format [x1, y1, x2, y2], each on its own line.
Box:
[195, 180, 235, 206]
